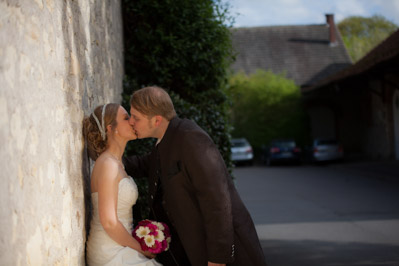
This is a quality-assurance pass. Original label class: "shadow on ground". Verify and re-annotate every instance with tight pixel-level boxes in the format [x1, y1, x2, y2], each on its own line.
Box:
[261, 239, 399, 266]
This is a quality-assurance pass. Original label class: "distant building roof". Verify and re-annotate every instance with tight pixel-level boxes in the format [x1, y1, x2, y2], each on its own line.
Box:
[230, 15, 352, 87]
[304, 28, 399, 92]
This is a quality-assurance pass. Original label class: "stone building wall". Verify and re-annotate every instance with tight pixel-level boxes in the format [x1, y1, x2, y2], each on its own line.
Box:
[0, 0, 123, 265]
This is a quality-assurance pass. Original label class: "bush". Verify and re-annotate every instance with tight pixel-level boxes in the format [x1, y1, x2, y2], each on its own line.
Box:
[227, 70, 309, 154]
[122, 0, 235, 220]
[122, 0, 234, 99]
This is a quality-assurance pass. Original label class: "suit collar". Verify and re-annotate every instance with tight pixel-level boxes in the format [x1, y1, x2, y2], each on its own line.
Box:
[157, 116, 181, 154]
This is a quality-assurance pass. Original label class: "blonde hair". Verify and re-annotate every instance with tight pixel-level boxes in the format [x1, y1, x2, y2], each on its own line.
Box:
[130, 86, 176, 120]
[83, 103, 119, 160]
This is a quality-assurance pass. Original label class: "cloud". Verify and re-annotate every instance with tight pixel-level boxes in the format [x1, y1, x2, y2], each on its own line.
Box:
[374, 0, 399, 24]
[333, 0, 369, 22]
[226, 0, 399, 27]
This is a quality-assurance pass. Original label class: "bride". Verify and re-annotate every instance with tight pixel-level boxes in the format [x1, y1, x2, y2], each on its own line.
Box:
[83, 103, 162, 266]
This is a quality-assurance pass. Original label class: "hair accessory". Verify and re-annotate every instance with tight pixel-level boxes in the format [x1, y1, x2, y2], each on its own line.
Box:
[92, 104, 108, 140]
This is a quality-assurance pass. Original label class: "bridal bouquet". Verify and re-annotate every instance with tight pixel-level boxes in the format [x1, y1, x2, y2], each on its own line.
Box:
[133, 219, 171, 254]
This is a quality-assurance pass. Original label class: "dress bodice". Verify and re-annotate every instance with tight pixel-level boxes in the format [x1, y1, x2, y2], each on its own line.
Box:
[90, 176, 138, 232]
[87, 177, 161, 265]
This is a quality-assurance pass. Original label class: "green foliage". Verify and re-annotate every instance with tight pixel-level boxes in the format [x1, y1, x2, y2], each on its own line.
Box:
[122, 0, 234, 102]
[227, 70, 309, 152]
[338, 15, 398, 62]
[170, 90, 233, 171]
[122, 0, 235, 220]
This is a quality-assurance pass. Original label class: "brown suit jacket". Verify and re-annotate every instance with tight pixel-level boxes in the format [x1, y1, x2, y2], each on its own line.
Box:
[124, 117, 266, 266]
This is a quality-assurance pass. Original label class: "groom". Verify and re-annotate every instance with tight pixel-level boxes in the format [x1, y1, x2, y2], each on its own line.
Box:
[124, 86, 266, 266]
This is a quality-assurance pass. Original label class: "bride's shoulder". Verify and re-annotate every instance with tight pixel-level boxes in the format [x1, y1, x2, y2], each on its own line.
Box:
[93, 154, 119, 175]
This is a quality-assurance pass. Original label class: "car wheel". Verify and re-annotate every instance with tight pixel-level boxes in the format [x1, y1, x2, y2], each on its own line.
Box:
[266, 158, 272, 166]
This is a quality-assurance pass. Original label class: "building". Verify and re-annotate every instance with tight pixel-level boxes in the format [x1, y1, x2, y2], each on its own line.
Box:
[230, 14, 352, 89]
[303, 29, 399, 160]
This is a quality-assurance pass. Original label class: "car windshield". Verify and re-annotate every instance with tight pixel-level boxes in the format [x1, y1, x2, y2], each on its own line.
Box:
[272, 141, 295, 148]
[316, 139, 338, 145]
[232, 140, 248, 147]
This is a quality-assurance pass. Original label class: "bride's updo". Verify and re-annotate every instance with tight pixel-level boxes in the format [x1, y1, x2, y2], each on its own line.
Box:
[83, 103, 120, 160]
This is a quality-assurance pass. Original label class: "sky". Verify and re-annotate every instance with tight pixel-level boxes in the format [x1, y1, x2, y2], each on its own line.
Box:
[223, 0, 399, 27]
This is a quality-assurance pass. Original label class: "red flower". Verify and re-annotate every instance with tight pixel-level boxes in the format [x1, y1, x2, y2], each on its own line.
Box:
[132, 220, 171, 254]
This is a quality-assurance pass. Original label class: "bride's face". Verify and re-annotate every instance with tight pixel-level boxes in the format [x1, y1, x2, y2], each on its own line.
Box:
[114, 106, 137, 140]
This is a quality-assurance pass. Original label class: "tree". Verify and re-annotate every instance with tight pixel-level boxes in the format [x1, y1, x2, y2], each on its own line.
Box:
[122, 0, 235, 220]
[122, 0, 234, 166]
[227, 70, 309, 151]
[338, 15, 398, 62]
[123, 0, 234, 101]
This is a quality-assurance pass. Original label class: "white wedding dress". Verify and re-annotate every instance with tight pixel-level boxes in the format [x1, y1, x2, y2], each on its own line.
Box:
[86, 176, 162, 266]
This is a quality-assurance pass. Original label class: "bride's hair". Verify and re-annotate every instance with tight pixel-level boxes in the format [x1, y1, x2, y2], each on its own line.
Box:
[83, 103, 120, 160]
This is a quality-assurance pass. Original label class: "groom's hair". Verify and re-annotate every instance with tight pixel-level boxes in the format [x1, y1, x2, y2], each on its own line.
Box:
[130, 86, 176, 121]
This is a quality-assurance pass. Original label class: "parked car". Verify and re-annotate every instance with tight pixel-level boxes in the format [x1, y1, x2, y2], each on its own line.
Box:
[310, 138, 344, 162]
[261, 139, 301, 165]
[231, 138, 254, 165]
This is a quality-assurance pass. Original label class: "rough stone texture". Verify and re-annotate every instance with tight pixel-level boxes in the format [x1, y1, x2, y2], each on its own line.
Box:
[0, 0, 123, 265]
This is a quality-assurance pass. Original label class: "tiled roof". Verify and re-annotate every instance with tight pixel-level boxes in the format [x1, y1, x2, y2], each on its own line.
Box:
[304, 28, 399, 92]
[230, 23, 352, 87]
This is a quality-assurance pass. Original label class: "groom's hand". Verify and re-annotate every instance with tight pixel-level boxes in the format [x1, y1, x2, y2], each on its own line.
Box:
[208, 262, 225, 266]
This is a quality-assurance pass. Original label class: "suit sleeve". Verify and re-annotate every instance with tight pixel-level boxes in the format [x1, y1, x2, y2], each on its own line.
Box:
[122, 154, 150, 179]
[181, 130, 234, 263]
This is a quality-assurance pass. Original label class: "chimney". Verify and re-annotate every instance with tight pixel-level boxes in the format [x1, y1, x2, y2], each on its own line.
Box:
[326, 14, 337, 46]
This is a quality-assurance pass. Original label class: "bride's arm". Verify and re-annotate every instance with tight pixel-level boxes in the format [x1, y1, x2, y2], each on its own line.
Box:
[97, 158, 155, 258]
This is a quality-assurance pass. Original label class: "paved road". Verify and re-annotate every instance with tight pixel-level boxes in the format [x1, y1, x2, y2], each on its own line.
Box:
[233, 162, 399, 266]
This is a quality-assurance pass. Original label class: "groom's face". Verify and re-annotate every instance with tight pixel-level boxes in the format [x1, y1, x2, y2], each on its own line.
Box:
[129, 107, 155, 139]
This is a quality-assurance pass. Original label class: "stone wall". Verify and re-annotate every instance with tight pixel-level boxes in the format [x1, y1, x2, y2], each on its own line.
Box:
[0, 0, 123, 265]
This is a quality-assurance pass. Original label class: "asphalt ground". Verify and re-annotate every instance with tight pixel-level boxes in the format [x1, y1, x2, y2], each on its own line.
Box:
[233, 160, 399, 266]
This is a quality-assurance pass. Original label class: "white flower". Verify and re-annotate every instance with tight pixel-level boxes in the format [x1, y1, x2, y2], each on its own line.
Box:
[154, 230, 165, 241]
[152, 221, 165, 231]
[135, 226, 150, 238]
[144, 235, 155, 247]
[165, 237, 171, 251]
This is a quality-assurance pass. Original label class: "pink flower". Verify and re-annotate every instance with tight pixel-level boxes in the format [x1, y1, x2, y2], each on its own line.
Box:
[161, 239, 168, 250]
[132, 220, 172, 254]
[147, 223, 158, 231]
